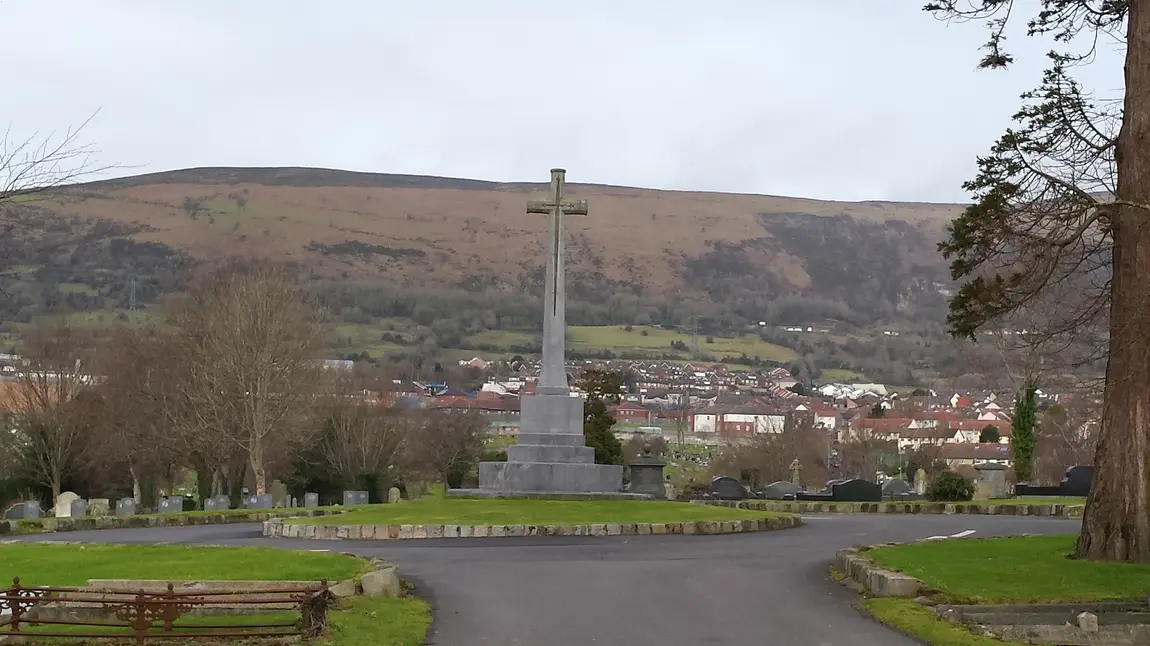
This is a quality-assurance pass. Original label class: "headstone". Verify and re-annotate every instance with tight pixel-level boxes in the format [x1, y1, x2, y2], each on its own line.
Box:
[304, 492, 319, 507]
[115, 498, 136, 517]
[974, 462, 1009, 498]
[708, 475, 748, 501]
[763, 481, 802, 500]
[914, 468, 928, 495]
[205, 495, 231, 512]
[343, 490, 369, 506]
[158, 496, 184, 514]
[69, 499, 89, 518]
[882, 478, 914, 498]
[269, 480, 288, 508]
[387, 487, 401, 504]
[1062, 465, 1093, 497]
[88, 498, 110, 517]
[789, 458, 802, 486]
[54, 491, 81, 518]
[3, 501, 41, 520]
[289, 496, 296, 508]
[243, 494, 273, 509]
[470, 169, 623, 495]
[830, 478, 882, 502]
[628, 445, 666, 499]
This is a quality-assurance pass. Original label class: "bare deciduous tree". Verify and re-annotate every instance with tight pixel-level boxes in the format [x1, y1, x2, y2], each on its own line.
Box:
[411, 410, 486, 489]
[170, 263, 326, 495]
[312, 372, 412, 497]
[10, 318, 96, 500]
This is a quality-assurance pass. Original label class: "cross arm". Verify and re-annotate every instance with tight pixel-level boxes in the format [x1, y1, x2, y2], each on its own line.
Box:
[526, 199, 589, 216]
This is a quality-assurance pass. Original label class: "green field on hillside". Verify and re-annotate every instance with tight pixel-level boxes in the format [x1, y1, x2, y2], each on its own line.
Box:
[819, 368, 867, 382]
[462, 325, 795, 363]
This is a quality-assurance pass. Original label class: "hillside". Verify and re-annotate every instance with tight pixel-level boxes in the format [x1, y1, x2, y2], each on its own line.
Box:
[0, 166, 965, 383]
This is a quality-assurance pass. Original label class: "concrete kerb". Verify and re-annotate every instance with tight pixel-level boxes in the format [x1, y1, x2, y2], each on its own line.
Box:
[263, 514, 803, 540]
[0, 508, 348, 536]
[696, 499, 1085, 518]
[835, 543, 927, 598]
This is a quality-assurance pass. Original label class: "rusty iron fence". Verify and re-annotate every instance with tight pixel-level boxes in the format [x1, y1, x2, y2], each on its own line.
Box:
[0, 576, 334, 644]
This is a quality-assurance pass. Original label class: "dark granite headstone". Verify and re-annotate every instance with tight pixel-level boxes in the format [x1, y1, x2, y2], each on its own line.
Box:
[1062, 465, 1093, 497]
[69, 499, 89, 518]
[205, 495, 231, 512]
[3, 501, 41, 520]
[158, 496, 184, 514]
[708, 476, 749, 501]
[343, 490, 369, 506]
[304, 492, 319, 507]
[115, 498, 136, 517]
[882, 479, 913, 498]
[243, 494, 273, 509]
[831, 478, 882, 502]
[763, 481, 802, 500]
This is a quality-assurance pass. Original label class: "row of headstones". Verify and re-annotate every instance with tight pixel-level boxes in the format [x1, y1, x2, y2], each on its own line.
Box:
[4, 488, 402, 521]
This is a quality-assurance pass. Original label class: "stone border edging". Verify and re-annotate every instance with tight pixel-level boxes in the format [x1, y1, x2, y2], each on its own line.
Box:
[0, 509, 347, 536]
[696, 499, 1084, 518]
[262, 513, 802, 540]
[835, 543, 926, 597]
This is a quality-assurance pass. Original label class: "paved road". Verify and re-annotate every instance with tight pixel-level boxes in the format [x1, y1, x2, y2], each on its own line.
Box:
[10, 514, 1079, 645]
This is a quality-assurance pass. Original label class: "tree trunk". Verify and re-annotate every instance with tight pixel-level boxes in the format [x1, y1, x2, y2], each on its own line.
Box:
[250, 439, 267, 496]
[1076, 0, 1150, 562]
[130, 466, 141, 504]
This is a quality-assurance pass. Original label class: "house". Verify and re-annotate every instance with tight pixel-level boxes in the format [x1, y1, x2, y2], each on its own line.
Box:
[936, 443, 1013, 467]
[611, 401, 652, 424]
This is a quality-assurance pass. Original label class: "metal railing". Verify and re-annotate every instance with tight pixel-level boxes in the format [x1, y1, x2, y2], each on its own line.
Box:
[0, 577, 334, 644]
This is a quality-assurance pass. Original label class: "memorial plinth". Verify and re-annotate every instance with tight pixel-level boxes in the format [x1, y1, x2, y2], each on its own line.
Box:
[477, 390, 624, 494]
[451, 168, 628, 499]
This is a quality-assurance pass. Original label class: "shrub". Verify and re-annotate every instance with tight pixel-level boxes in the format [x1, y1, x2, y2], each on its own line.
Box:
[927, 471, 975, 502]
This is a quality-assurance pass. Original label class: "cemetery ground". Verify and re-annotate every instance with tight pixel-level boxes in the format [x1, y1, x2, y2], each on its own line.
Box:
[852, 534, 1150, 645]
[12, 513, 1075, 645]
[0, 543, 432, 646]
[282, 492, 789, 527]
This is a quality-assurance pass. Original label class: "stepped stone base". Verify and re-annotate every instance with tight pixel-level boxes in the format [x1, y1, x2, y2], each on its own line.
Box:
[475, 391, 624, 495]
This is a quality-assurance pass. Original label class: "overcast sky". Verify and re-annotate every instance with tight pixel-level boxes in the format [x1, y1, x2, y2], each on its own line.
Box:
[0, 1, 1126, 203]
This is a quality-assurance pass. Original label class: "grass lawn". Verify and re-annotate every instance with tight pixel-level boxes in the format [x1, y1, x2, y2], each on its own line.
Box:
[861, 598, 1007, 646]
[287, 496, 786, 526]
[865, 534, 1150, 603]
[819, 368, 867, 382]
[0, 544, 368, 586]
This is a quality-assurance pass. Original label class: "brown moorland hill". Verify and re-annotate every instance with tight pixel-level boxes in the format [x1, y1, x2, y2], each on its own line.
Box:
[37, 167, 961, 313]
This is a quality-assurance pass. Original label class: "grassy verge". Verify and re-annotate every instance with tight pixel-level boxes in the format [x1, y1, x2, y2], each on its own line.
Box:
[0, 545, 429, 646]
[11, 597, 432, 646]
[861, 598, 1007, 646]
[319, 595, 432, 646]
[865, 534, 1150, 603]
[0, 543, 368, 585]
[286, 496, 786, 526]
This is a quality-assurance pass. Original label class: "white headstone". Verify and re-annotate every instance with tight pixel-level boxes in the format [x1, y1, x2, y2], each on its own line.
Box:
[54, 491, 81, 518]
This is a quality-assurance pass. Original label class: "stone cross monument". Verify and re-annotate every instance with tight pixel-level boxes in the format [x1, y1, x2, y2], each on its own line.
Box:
[790, 458, 802, 486]
[468, 168, 625, 496]
[526, 169, 586, 394]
